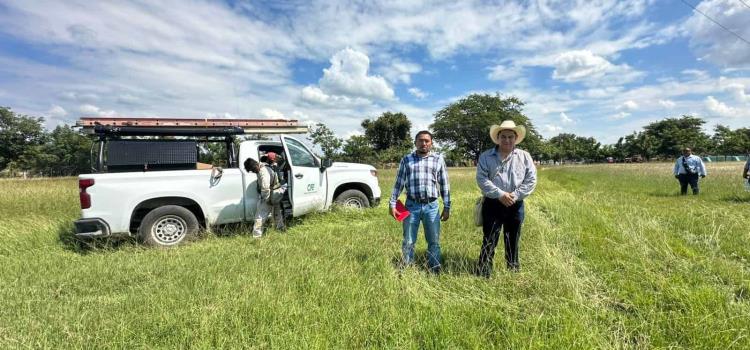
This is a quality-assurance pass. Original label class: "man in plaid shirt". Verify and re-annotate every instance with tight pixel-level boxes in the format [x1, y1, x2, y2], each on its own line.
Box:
[389, 130, 451, 273]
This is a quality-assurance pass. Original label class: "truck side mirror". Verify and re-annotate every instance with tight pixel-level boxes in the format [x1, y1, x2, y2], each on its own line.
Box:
[320, 158, 333, 172]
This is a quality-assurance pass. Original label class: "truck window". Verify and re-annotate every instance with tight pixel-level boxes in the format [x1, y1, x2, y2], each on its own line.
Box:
[285, 138, 317, 167]
[198, 142, 228, 167]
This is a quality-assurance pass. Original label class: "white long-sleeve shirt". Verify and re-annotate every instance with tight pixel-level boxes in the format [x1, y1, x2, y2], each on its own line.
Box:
[476, 147, 537, 201]
[673, 155, 707, 176]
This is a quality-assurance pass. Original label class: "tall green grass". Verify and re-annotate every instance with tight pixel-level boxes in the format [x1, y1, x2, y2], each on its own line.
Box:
[0, 163, 748, 348]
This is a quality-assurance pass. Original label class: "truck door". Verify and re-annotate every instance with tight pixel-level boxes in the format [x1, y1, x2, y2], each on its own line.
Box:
[280, 136, 327, 216]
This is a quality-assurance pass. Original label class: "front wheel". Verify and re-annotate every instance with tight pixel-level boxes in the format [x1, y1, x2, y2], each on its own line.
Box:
[138, 205, 199, 247]
[334, 189, 370, 208]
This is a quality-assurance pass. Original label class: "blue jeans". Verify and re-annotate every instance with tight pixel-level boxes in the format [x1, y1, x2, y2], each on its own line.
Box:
[402, 199, 441, 271]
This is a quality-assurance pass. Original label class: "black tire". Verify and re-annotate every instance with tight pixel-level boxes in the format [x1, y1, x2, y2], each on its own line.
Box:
[138, 205, 199, 247]
[334, 189, 370, 208]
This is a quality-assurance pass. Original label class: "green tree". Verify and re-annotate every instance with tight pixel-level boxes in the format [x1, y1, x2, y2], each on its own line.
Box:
[622, 131, 658, 160]
[548, 133, 601, 162]
[598, 144, 617, 161]
[42, 125, 92, 175]
[642, 115, 710, 157]
[548, 133, 576, 161]
[308, 122, 342, 159]
[612, 137, 628, 160]
[341, 135, 376, 165]
[0, 107, 47, 170]
[12, 125, 93, 176]
[430, 93, 542, 161]
[711, 125, 750, 155]
[361, 112, 411, 152]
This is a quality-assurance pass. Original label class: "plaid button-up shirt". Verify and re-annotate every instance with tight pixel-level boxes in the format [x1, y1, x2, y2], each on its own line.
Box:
[389, 152, 451, 210]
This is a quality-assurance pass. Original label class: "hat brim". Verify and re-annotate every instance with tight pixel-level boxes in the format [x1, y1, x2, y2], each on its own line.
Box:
[490, 125, 526, 145]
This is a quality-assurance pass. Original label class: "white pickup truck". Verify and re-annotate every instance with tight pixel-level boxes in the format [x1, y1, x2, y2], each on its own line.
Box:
[74, 135, 381, 247]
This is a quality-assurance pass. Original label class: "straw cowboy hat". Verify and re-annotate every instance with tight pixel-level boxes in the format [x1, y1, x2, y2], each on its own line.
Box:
[490, 120, 526, 145]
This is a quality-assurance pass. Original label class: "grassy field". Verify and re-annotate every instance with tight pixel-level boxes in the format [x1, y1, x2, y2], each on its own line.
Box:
[1, 163, 749, 349]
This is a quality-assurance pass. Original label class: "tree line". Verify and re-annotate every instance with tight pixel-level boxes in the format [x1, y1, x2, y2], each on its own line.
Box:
[1, 107, 92, 176]
[3, 96, 750, 176]
[310, 94, 750, 166]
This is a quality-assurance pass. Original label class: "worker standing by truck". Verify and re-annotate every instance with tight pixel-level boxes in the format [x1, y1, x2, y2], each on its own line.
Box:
[244, 158, 282, 238]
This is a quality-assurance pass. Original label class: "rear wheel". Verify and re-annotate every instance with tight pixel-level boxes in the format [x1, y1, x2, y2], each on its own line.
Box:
[334, 189, 370, 208]
[138, 205, 199, 247]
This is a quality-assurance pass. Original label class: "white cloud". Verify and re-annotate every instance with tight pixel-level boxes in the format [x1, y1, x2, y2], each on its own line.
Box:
[79, 104, 100, 114]
[318, 48, 394, 101]
[553, 50, 612, 82]
[381, 60, 421, 84]
[551, 50, 643, 85]
[344, 130, 363, 139]
[292, 111, 311, 121]
[659, 99, 676, 109]
[575, 87, 623, 99]
[47, 105, 67, 118]
[299, 86, 371, 108]
[260, 108, 285, 119]
[60, 91, 99, 103]
[487, 64, 522, 81]
[723, 83, 749, 103]
[618, 100, 639, 111]
[560, 112, 573, 124]
[300, 86, 334, 106]
[408, 87, 427, 99]
[681, 69, 709, 80]
[116, 93, 141, 106]
[705, 96, 745, 118]
[683, 0, 750, 68]
[543, 124, 563, 133]
[608, 112, 630, 120]
[78, 104, 115, 116]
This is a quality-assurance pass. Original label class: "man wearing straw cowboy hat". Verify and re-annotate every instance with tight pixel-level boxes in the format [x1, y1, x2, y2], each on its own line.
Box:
[475, 120, 537, 276]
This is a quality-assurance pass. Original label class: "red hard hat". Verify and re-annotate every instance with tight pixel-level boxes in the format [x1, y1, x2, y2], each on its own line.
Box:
[266, 152, 277, 161]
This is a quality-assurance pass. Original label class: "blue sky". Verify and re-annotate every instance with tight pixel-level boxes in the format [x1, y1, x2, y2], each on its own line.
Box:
[0, 0, 748, 144]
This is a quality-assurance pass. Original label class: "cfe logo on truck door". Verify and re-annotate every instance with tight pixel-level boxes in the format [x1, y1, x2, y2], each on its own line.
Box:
[306, 183, 316, 193]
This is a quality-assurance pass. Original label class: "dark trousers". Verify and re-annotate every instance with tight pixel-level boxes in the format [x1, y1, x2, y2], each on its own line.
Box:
[477, 198, 525, 276]
[678, 173, 700, 195]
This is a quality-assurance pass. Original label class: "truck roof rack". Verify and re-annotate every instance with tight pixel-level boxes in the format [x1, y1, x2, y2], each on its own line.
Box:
[76, 117, 309, 136]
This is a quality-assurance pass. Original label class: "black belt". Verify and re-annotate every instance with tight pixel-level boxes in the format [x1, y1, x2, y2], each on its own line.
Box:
[409, 197, 437, 204]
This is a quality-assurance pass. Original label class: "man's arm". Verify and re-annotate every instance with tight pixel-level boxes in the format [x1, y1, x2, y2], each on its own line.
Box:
[512, 152, 537, 201]
[258, 167, 271, 201]
[476, 153, 501, 199]
[437, 156, 451, 221]
[388, 157, 408, 219]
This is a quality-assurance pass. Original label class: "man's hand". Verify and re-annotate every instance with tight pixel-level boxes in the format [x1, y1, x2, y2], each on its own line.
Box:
[390, 207, 398, 219]
[440, 209, 450, 221]
[743, 172, 748, 179]
[674, 175, 679, 179]
[500, 192, 516, 207]
[700, 175, 705, 178]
